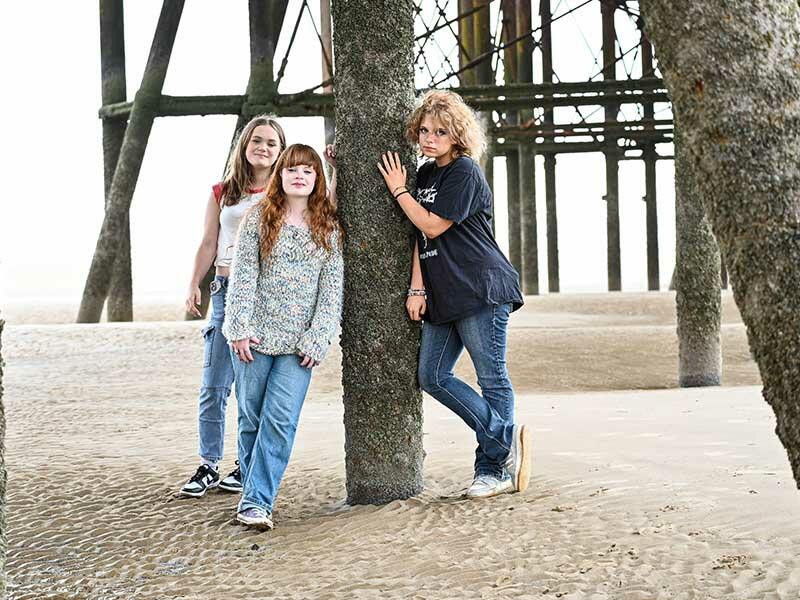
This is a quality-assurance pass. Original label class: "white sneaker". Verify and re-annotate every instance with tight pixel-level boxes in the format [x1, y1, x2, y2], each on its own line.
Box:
[507, 424, 533, 493]
[236, 507, 274, 530]
[465, 474, 514, 499]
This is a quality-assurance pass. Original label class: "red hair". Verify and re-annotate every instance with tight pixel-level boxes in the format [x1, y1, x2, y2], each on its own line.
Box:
[258, 144, 342, 258]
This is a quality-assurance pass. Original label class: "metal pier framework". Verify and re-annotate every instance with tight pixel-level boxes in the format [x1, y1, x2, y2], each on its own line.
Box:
[81, 0, 672, 322]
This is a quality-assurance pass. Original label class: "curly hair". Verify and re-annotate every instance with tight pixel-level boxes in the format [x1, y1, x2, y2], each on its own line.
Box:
[257, 144, 343, 259]
[220, 115, 286, 207]
[404, 90, 486, 159]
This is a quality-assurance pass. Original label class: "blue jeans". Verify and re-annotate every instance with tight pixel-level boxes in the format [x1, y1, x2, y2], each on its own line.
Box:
[232, 352, 313, 513]
[197, 276, 235, 464]
[418, 303, 515, 478]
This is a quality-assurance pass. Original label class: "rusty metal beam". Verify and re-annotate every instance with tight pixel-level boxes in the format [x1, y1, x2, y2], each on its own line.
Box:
[492, 140, 672, 155]
[99, 77, 670, 119]
[459, 0, 477, 86]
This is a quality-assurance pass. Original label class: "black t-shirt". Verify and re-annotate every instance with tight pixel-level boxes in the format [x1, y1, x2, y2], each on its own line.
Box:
[414, 156, 524, 324]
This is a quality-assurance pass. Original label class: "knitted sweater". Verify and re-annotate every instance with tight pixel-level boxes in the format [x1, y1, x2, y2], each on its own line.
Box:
[221, 206, 344, 363]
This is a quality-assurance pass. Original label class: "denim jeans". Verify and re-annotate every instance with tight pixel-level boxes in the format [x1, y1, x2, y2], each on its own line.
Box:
[418, 302, 515, 478]
[232, 351, 312, 513]
[197, 275, 235, 464]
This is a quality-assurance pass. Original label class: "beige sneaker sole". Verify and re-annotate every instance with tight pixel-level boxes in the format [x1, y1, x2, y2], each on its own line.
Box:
[515, 424, 533, 493]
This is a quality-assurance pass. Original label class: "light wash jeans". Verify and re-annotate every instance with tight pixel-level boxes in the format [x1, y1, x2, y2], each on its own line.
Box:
[197, 275, 235, 464]
[418, 303, 515, 478]
[231, 351, 312, 514]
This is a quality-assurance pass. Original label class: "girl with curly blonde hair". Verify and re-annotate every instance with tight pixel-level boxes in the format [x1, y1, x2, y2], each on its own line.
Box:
[378, 89, 531, 501]
[223, 144, 343, 529]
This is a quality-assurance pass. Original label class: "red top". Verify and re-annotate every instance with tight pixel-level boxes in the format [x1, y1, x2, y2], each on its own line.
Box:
[212, 182, 266, 206]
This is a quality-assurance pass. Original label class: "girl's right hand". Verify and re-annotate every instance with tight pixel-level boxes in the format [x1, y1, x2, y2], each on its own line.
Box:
[324, 144, 337, 169]
[406, 296, 426, 321]
[232, 337, 261, 363]
[185, 286, 202, 317]
[377, 152, 407, 195]
[298, 352, 319, 369]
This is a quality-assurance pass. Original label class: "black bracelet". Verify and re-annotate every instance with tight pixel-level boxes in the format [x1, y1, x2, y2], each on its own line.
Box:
[394, 190, 412, 200]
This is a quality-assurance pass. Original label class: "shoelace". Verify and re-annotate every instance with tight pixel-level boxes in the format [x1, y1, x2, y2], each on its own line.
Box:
[474, 474, 497, 486]
[189, 465, 214, 484]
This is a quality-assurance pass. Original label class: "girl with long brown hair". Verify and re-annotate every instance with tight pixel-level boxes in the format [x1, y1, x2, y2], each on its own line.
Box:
[178, 116, 286, 498]
[222, 144, 344, 529]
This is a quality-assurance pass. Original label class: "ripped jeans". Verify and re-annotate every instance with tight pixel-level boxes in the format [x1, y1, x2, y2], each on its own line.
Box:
[197, 275, 235, 464]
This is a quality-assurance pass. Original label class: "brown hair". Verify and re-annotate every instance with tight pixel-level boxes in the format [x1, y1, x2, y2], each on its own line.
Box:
[258, 144, 343, 258]
[404, 90, 486, 159]
[220, 115, 286, 207]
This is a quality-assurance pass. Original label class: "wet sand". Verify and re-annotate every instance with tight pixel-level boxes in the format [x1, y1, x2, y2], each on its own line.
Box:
[5, 292, 799, 599]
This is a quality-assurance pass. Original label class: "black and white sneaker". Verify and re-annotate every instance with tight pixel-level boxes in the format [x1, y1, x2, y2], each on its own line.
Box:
[179, 464, 220, 498]
[218, 461, 242, 493]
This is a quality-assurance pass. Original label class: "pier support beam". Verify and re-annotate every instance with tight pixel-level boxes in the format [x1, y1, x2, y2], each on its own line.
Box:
[100, 0, 133, 321]
[601, 0, 621, 291]
[517, 0, 538, 294]
[333, 0, 424, 504]
[501, 0, 521, 272]
[541, 0, 559, 292]
[675, 130, 722, 387]
[79, 0, 185, 323]
[641, 32, 660, 290]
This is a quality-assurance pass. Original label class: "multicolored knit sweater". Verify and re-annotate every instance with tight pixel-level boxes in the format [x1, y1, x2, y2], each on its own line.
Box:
[222, 205, 344, 363]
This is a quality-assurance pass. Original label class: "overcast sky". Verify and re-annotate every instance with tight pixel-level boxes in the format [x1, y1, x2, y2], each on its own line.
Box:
[0, 1, 675, 304]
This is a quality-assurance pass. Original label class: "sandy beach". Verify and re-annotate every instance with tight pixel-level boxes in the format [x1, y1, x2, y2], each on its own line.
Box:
[5, 291, 800, 599]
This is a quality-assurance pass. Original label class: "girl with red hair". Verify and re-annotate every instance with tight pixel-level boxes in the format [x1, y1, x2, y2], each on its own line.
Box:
[223, 144, 343, 530]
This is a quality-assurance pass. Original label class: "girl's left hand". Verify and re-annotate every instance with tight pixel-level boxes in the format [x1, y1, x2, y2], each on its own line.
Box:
[377, 152, 407, 196]
[324, 144, 337, 169]
[406, 295, 426, 321]
[298, 352, 319, 369]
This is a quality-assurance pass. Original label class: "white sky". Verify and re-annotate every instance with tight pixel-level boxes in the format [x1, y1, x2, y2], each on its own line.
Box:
[0, 1, 675, 304]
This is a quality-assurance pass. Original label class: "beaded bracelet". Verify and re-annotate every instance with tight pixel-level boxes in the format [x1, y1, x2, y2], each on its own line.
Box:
[407, 288, 427, 297]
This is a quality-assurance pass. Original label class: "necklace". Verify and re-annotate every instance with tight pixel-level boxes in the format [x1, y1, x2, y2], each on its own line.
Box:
[285, 210, 309, 228]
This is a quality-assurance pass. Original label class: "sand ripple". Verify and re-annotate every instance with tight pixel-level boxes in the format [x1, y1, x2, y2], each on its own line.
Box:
[4, 296, 798, 598]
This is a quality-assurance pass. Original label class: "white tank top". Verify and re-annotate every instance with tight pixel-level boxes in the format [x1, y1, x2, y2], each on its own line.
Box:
[212, 183, 264, 268]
